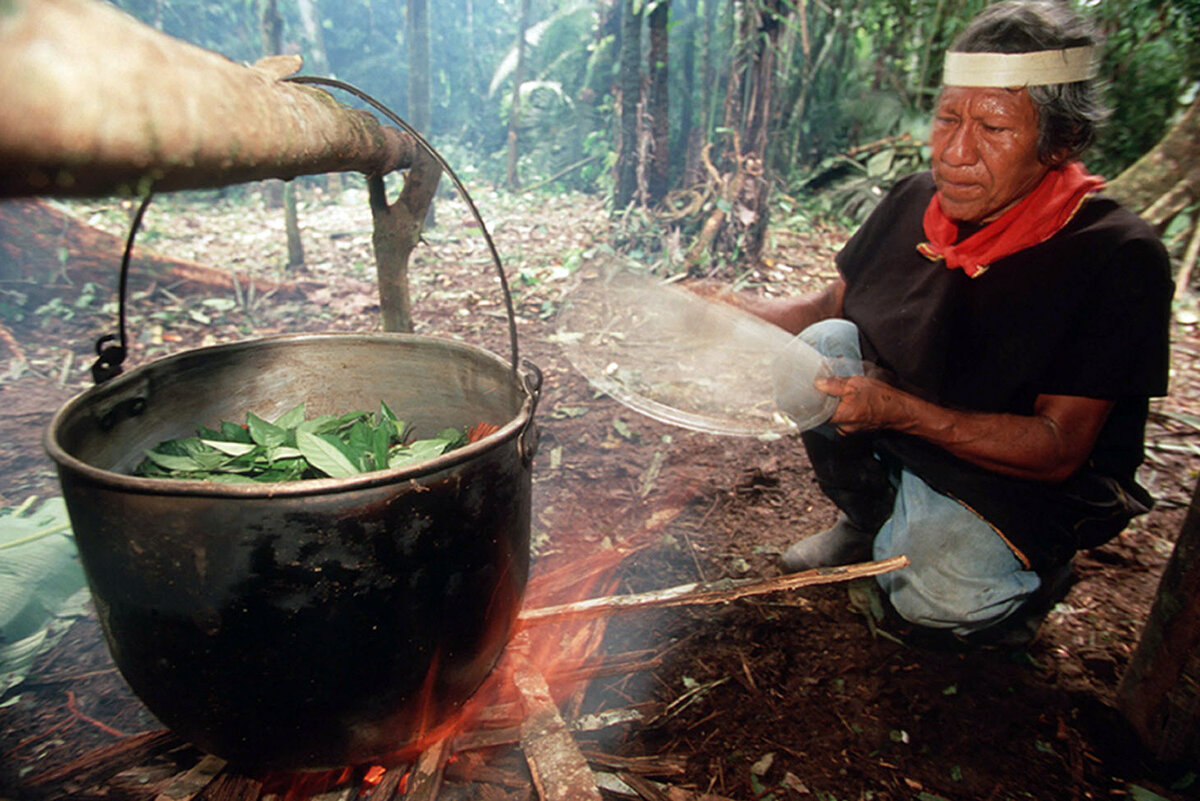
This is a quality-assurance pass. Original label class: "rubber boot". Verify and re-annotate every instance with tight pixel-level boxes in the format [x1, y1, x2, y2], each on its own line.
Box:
[781, 431, 897, 573]
[781, 514, 876, 571]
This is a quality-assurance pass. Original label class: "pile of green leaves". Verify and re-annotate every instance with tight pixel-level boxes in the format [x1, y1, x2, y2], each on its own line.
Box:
[133, 402, 469, 483]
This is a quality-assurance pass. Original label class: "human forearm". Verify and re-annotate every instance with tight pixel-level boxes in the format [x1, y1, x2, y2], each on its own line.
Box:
[742, 278, 845, 334]
[818, 376, 1113, 483]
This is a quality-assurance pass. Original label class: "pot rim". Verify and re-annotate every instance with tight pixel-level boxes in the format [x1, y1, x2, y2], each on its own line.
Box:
[44, 332, 538, 499]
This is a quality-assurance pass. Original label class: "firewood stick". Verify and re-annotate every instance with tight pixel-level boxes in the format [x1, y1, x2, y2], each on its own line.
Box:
[154, 754, 226, 801]
[512, 639, 604, 801]
[517, 556, 908, 626]
[402, 735, 450, 800]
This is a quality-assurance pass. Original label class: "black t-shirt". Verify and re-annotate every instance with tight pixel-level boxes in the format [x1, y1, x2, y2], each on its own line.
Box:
[834, 171, 1173, 570]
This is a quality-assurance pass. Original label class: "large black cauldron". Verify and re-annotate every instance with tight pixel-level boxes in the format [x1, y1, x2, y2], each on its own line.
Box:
[45, 333, 538, 771]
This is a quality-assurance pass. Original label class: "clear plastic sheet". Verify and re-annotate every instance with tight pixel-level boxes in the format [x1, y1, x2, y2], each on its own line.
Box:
[556, 270, 837, 437]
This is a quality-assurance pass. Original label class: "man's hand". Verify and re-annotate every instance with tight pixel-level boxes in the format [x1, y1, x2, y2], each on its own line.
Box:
[814, 375, 1114, 483]
[816, 375, 911, 433]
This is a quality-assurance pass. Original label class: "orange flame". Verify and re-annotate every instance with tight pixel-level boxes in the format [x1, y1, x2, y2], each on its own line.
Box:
[261, 534, 640, 798]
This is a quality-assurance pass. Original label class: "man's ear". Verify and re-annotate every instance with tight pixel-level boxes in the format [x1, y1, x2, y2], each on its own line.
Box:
[1043, 147, 1071, 167]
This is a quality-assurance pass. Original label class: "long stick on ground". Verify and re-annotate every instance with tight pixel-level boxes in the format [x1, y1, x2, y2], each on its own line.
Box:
[517, 556, 909, 626]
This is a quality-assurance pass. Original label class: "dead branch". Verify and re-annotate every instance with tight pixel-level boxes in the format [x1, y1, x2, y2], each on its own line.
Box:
[66, 690, 129, 738]
[0, 198, 307, 297]
[517, 556, 909, 626]
[0, 322, 25, 363]
[1175, 216, 1200, 298]
[581, 750, 687, 778]
[619, 771, 673, 801]
[520, 154, 601, 194]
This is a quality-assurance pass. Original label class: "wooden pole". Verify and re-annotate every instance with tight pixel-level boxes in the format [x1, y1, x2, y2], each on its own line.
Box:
[0, 0, 419, 198]
[1117, 477, 1200, 764]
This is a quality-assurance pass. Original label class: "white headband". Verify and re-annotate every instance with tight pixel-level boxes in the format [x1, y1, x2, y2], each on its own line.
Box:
[943, 46, 1098, 87]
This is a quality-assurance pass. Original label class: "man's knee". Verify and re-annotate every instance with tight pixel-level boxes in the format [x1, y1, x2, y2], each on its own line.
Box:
[799, 318, 862, 366]
[874, 471, 1041, 634]
[883, 571, 1031, 633]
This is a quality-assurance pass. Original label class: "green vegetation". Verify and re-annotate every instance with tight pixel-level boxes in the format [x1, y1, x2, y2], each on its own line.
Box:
[133, 402, 478, 482]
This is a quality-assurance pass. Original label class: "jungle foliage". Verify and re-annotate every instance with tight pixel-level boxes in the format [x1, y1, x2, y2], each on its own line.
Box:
[105, 0, 1198, 238]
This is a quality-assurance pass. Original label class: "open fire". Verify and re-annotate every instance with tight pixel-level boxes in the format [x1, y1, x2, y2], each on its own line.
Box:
[13, 495, 903, 801]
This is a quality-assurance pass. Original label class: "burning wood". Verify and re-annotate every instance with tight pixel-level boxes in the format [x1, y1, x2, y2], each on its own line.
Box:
[403, 736, 451, 800]
[512, 643, 604, 801]
[154, 754, 226, 801]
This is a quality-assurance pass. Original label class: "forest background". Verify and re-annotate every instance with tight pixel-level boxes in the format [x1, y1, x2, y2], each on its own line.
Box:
[98, 0, 1200, 276]
[2, 2, 1200, 797]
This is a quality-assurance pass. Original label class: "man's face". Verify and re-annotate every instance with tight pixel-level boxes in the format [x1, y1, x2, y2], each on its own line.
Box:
[929, 86, 1051, 224]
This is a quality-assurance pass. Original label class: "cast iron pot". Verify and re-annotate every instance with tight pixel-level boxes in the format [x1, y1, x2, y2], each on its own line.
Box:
[45, 333, 540, 771]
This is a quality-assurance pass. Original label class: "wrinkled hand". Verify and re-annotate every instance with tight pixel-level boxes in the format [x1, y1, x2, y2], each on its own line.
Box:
[815, 375, 911, 434]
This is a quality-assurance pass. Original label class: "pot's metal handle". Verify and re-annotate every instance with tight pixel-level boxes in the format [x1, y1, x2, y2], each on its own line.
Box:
[518, 360, 542, 466]
[91, 193, 154, 385]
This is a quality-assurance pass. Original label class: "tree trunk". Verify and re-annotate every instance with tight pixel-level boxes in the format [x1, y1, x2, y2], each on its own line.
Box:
[575, 1, 620, 184]
[505, 0, 531, 191]
[295, 0, 331, 75]
[646, 0, 671, 205]
[0, 199, 305, 302]
[1106, 95, 1200, 231]
[369, 151, 442, 333]
[260, 0, 286, 210]
[1117, 476, 1200, 765]
[686, 0, 779, 269]
[0, 0, 420, 198]
[614, 0, 642, 210]
[406, 0, 435, 225]
[295, 0, 342, 195]
[283, 181, 305, 269]
[674, 0, 696, 175]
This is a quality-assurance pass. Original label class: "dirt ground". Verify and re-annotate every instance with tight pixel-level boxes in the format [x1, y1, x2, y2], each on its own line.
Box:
[0, 185, 1197, 801]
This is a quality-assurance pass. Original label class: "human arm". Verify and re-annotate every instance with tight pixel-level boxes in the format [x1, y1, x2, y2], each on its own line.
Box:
[695, 277, 846, 335]
[817, 375, 1113, 483]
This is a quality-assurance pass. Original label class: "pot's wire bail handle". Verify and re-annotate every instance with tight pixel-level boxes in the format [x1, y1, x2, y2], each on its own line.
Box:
[519, 360, 543, 466]
[93, 192, 154, 385]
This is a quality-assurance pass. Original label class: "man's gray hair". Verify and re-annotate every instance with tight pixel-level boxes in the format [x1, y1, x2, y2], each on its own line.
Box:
[950, 0, 1109, 163]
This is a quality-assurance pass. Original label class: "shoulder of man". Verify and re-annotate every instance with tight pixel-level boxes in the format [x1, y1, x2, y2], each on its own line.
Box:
[1078, 193, 1163, 243]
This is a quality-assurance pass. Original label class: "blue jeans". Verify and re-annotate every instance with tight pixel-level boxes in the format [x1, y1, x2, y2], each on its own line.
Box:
[798, 319, 1042, 635]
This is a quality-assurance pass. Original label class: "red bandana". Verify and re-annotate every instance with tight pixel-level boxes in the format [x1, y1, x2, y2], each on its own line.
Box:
[917, 161, 1106, 277]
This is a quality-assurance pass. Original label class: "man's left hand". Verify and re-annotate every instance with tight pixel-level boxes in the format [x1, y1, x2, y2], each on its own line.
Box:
[815, 375, 910, 434]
